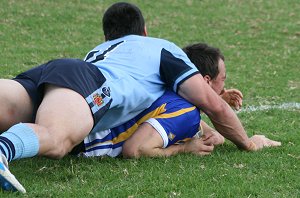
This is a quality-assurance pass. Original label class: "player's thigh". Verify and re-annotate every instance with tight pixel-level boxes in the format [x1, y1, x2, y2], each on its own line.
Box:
[35, 84, 93, 153]
[0, 79, 33, 131]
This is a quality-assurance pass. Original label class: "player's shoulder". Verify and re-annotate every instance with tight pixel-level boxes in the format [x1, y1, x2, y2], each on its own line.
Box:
[121, 35, 179, 51]
[145, 36, 178, 49]
[88, 35, 180, 52]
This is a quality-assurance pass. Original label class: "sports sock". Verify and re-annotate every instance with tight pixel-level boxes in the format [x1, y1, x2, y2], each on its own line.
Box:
[0, 123, 39, 162]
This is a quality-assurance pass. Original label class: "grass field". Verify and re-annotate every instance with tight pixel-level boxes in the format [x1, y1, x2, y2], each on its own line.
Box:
[0, 0, 299, 197]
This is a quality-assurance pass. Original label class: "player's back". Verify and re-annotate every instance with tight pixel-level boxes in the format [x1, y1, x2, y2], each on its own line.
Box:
[85, 35, 198, 131]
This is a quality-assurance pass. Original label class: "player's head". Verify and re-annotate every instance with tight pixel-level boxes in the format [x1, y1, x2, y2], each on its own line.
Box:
[183, 43, 226, 95]
[102, 2, 147, 41]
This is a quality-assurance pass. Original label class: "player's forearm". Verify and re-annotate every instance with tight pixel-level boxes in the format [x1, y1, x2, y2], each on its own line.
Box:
[200, 96, 250, 149]
[178, 75, 252, 150]
[153, 144, 187, 157]
[131, 144, 187, 158]
[122, 123, 189, 158]
[209, 103, 251, 150]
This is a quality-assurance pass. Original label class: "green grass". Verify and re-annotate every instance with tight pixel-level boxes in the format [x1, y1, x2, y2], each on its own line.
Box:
[0, 0, 299, 197]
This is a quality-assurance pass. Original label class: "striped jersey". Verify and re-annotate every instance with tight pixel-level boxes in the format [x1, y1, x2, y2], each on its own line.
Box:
[82, 91, 201, 157]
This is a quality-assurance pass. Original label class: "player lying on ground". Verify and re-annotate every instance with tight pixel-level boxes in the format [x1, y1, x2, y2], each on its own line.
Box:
[78, 43, 280, 158]
[0, 2, 280, 193]
[78, 90, 215, 158]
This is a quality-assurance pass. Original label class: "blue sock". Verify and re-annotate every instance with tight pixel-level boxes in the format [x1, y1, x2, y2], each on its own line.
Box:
[0, 123, 39, 162]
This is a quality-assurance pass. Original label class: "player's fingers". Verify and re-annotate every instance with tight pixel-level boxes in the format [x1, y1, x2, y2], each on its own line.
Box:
[239, 98, 243, 107]
[229, 89, 243, 98]
[230, 94, 243, 102]
[201, 132, 214, 141]
[202, 136, 215, 146]
[229, 100, 241, 110]
[197, 151, 212, 156]
[231, 101, 240, 110]
[236, 90, 243, 98]
[234, 104, 240, 111]
[237, 98, 243, 108]
[266, 140, 281, 147]
[201, 143, 215, 152]
[229, 97, 243, 109]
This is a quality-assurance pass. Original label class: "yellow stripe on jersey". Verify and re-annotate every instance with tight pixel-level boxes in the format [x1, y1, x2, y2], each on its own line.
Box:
[111, 105, 196, 144]
[86, 104, 196, 149]
[154, 106, 196, 119]
[110, 103, 167, 144]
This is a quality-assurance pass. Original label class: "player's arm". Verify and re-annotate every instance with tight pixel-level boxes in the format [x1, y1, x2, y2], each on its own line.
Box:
[177, 74, 281, 151]
[160, 47, 280, 151]
[122, 123, 214, 158]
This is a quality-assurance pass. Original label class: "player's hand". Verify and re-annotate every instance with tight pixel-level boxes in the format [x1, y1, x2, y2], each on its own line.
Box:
[202, 130, 225, 146]
[220, 88, 243, 110]
[248, 135, 281, 151]
[185, 138, 214, 156]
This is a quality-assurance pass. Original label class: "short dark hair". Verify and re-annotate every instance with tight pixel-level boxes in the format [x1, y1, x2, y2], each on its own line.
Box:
[102, 2, 145, 41]
[182, 43, 225, 79]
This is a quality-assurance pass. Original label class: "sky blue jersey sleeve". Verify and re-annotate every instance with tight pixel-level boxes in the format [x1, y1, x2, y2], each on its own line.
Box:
[159, 43, 199, 93]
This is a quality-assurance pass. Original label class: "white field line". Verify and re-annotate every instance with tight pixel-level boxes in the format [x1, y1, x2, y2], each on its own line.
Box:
[237, 102, 300, 113]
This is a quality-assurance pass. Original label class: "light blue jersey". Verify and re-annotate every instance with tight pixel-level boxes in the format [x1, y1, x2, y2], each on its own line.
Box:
[85, 35, 199, 131]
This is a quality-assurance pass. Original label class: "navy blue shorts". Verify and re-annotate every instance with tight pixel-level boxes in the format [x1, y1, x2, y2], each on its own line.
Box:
[13, 58, 112, 123]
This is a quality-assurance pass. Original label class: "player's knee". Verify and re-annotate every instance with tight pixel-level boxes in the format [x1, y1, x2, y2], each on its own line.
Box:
[0, 86, 33, 131]
[0, 106, 18, 132]
[44, 140, 72, 159]
[47, 147, 69, 159]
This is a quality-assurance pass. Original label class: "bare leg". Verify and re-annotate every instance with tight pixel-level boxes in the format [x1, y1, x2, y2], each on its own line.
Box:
[29, 84, 93, 159]
[0, 84, 94, 193]
[0, 79, 33, 132]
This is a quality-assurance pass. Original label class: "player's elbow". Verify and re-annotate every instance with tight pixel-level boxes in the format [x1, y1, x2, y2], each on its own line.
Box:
[122, 141, 141, 158]
[122, 141, 154, 158]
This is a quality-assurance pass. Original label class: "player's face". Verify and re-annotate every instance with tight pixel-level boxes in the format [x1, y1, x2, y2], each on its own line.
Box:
[210, 59, 226, 95]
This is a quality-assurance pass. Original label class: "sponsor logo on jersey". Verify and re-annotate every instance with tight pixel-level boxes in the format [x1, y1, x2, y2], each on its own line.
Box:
[168, 132, 176, 141]
[93, 93, 104, 106]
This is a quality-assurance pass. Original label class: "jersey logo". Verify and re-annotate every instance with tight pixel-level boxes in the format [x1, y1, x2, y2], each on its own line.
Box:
[102, 87, 111, 97]
[93, 93, 104, 106]
[168, 132, 176, 141]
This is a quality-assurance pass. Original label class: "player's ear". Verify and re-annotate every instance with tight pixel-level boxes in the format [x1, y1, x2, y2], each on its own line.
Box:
[143, 25, 148, 36]
[203, 75, 211, 84]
